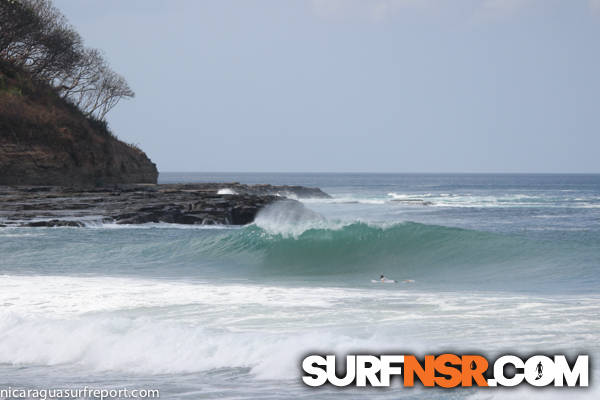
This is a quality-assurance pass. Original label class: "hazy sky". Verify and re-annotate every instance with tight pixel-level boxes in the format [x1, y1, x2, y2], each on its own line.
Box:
[55, 0, 600, 173]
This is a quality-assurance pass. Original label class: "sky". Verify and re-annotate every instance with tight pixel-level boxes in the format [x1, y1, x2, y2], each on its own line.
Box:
[54, 0, 600, 173]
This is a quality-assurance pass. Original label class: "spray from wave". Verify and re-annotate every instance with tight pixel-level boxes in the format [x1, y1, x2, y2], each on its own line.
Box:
[217, 188, 237, 195]
[254, 200, 337, 237]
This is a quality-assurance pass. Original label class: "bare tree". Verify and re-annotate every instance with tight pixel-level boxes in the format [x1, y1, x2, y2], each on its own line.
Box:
[58, 48, 105, 106]
[57, 48, 135, 120]
[0, 0, 42, 60]
[91, 70, 135, 120]
[0, 0, 134, 121]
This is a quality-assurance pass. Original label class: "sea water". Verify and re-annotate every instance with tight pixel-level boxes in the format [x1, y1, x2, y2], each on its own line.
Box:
[1, 173, 599, 399]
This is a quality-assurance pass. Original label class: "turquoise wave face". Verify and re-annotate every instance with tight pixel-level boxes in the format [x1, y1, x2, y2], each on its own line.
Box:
[181, 221, 597, 291]
[1, 220, 598, 293]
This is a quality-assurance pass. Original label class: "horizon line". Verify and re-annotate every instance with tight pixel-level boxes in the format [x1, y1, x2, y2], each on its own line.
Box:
[157, 171, 600, 175]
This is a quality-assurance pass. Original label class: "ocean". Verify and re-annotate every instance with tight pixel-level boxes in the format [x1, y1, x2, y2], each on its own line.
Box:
[1, 173, 599, 399]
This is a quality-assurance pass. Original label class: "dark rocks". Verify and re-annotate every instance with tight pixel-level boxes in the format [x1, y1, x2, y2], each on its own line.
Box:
[25, 219, 84, 227]
[112, 192, 280, 225]
[0, 183, 330, 227]
[219, 183, 331, 199]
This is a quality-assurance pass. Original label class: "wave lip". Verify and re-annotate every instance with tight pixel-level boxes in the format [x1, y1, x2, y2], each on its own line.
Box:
[253, 200, 341, 237]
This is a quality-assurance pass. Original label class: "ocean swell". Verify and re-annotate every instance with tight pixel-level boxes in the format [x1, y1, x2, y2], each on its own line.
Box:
[173, 201, 595, 291]
[1, 201, 597, 291]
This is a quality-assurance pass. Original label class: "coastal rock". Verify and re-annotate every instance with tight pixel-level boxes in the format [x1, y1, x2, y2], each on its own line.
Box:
[25, 219, 84, 227]
[0, 183, 330, 227]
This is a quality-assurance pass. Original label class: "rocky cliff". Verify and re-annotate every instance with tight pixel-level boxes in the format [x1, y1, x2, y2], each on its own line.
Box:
[0, 61, 157, 186]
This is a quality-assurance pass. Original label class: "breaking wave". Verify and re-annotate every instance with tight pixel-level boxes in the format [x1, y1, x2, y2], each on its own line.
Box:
[188, 202, 598, 290]
[1, 201, 597, 291]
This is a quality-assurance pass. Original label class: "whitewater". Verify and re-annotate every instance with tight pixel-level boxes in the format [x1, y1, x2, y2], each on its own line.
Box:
[1, 173, 599, 399]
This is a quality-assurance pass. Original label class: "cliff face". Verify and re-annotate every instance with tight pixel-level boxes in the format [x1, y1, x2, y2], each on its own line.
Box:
[0, 61, 157, 186]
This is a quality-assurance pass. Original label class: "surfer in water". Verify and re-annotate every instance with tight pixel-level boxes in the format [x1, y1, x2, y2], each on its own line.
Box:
[380, 274, 386, 282]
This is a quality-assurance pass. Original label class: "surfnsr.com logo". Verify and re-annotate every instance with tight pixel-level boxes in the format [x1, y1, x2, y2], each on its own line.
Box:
[302, 354, 589, 388]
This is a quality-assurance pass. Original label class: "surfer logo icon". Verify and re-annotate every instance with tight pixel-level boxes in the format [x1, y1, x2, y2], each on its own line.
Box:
[535, 361, 543, 380]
